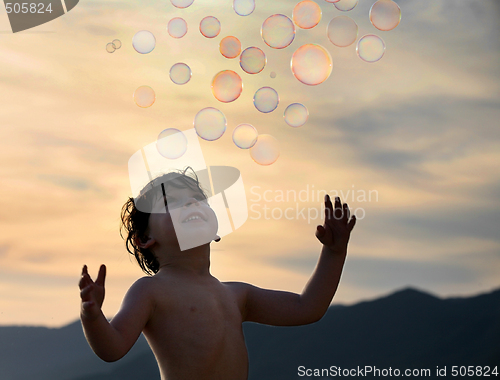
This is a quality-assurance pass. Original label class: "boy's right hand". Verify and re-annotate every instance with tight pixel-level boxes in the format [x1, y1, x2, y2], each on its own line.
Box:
[79, 264, 106, 320]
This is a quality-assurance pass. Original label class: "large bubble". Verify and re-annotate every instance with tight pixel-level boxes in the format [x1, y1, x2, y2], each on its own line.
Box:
[334, 0, 358, 12]
[293, 0, 322, 29]
[253, 87, 279, 113]
[239, 47, 266, 74]
[133, 86, 156, 108]
[211, 70, 243, 103]
[233, 124, 258, 149]
[284, 103, 308, 127]
[233, 0, 255, 16]
[291, 44, 332, 85]
[170, 63, 192, 85]
[250, 134, 280, 165]
[261, 14, 295, 49]
[370, 0, 401, 31]
[132, 30, 156, 54]
[327, 16, 358, 47]
[357, 34, 385, 62]
[170, 0, 194, 8]
[168, 17, 188, 38]
[200, 16, 221, 38]
[194, 107, 227, 141]
[219, 36, 242, 59]
[156, 128, 188, 159]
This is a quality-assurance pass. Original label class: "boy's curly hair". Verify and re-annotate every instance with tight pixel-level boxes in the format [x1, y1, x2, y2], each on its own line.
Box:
[120, 167, 209, 275]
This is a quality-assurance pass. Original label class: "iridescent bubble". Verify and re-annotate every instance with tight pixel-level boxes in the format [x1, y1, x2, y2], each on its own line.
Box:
[370, 0, 401, 31]
[134, 86, 156, 108]
[240, 47, 266, 74]
[170, 0, 194, 8]
[293, 0, 322, 29]
[327, 16, 358, 47]
[233, 124, 258, 149]
[170, 63, 192, 85]
[250, 134, 280, 165]
[112, 39, 122, 49]
[284, 103, 308, 127]
[211, 70, 243, 103]
[194, 107, 227, 141]
[156, 128, 188, 159]
[291, 44, 332, 86]
[253, 87, 279, 113]
[270, 71, 277, 78]
[357, 34, 385, 63]
[168, 17, 188, 38]
[334, 0, 358, 12]
[219, 36, 242, 59]
[233, 0, 255, 16]
[132, 30, 156, 54]
[106, 42, 115, 53]
[261, 14, 295, 49]
[325, 0, 341, 2]
[200, 16, 221, 38]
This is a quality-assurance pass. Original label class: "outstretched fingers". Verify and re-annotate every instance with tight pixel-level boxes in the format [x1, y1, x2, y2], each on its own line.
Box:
[95, 264, 106, 287]
[347, 215, 357, 232]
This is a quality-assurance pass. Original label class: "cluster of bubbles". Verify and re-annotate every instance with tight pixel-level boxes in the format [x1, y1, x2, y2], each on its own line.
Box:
[122, 0, 401, 165]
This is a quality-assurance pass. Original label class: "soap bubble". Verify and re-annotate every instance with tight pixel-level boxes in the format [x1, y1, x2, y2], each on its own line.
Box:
[327, 16, 358, 47]
[132, 31, 156, 54]
[211, 70, 243, 102]
[233, 0, 255, 16]
[200, 16, 221, 38]
[325, 0, 341, 2]
[284, 103, 308, 127]
[239, 47, 266, 74]
[233, 124, 258, 149]
[170, 0, 194, 8]
[156, 128, 188, 159]
[291, 44, 332, 85]
[370, 0, 401, 31]
[219, 36, 242, 59]
[134, 86, 156, 108]
[253, 87, 279, 113]
[168, 17, 188, 38]
[270, 71, 276, 78]
[357, 34, 385, 62]
[194, 107, 227, 141]
[170, 63, 192, 85]
[334, 0, 358, 12]
[261, 14, 295, 49]
[112, 39, 122, 49]
[293, 0, 322, 29]
[106, 43, 115, 53]
[250, 134, 280, 165]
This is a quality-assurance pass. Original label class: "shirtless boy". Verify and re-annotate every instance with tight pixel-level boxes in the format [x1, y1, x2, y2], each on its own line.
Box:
[79, 169, 356, 380]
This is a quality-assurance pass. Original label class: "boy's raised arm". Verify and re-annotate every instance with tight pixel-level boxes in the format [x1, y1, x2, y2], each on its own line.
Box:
[241, 195, 356, 326]
[79, 265, 155, 362]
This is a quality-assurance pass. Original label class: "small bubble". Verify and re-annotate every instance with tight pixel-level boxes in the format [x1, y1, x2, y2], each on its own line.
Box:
[132, 30, 156, 54]
[219, 36, 242, 58]
[170, 63, 192, 85]
[134, 86, 156, 108]
[253, 87, 279, 113]
[211, 70, 243, 103]
[250, 134, 280, 165]
[240, 47, 266, 74]
[293, 0, 322, 29]
[233, 124, 258, 149]
[327, 16, 358, 47]
[233, 0, 255, 16]
[370, 0, 401, 31]
[291, 44, 332, 85]
[112, 39, 122, 49]
[261, 14, 295, 49]
[356, 34, 385, 62]
[106, 42, 116, 53]
[168, 17, 188, 38]
[334, 0, 358, 12]
[284, 103, 308, 127]
[194, 107, 227, 141]
[170, 0, 194, 8]
[270, 71, 277, 78]
[200, 16, 221, 38]
[156, 128, 188, 159]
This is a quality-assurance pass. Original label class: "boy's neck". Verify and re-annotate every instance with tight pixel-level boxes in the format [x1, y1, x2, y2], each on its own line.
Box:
[156, 244, 212, 276]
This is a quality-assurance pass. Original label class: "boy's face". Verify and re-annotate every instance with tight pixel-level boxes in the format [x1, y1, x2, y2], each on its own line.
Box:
[148, 180, 219, 252]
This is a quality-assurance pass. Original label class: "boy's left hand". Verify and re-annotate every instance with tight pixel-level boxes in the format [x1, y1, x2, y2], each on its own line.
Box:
[315, 195, 356, 254]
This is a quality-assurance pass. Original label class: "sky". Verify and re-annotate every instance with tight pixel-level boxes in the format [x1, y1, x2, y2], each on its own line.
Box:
[0, 0, 499, 327]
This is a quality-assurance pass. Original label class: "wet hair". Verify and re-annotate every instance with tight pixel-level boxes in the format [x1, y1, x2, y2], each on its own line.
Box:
[120, 167, 209, 275]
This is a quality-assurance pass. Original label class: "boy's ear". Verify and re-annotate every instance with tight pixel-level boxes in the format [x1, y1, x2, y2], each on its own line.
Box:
[135, 234, 155, 249]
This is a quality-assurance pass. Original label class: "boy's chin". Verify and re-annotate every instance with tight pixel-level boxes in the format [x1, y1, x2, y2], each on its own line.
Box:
[174, 227, 219, 251]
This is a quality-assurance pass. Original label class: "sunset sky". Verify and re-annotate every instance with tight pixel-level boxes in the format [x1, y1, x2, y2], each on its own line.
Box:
[0, 0, 499, 327]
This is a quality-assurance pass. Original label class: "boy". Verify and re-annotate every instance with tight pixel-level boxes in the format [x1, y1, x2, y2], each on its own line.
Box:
[79, 168, 356, 380]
